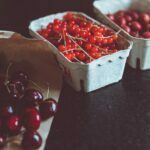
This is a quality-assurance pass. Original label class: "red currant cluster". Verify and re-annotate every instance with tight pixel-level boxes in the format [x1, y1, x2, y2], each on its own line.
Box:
[107, 10, 150, 38]
[38, 12, 120, 63]
[0, 68, 57, 149]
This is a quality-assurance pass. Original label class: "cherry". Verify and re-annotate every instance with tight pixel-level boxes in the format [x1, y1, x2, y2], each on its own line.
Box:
[12, 71, 29, 87]
[139, 13, 150, 24]
[39, 99, 57, 120]
[142, 32, 150, 38]
[6, 115, 21, 135]
[115, 10, 125, 18]
[23, 107, 41, 131]
[129, 10, 139, 20]
[22, 131, 42, 149]
[121, 25, 131, 33]
[124, 15, 133, 22]
[116, 17, 127, 26]
[130, 21, 142, 31]
[23, 89, 43, 105]
[130, 31, 139, 38]
[0, 105, 14, 118]
[145, 24, 150, 31]
[108, 10, 150, 38]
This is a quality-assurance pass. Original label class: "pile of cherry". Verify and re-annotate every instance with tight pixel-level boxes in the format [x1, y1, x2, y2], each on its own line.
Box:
[38, 12, 121, 64]
[0, 70, 57, 149]
[107, 10, 150, 38]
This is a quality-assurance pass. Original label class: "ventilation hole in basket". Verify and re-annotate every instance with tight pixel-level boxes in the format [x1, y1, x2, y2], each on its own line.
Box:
[119, 56, 124, 60]
[108, 60, 112, 63]
[98, 64, 101, 67]
[80, 80, 84, 92]
[136, 58, 140, 70]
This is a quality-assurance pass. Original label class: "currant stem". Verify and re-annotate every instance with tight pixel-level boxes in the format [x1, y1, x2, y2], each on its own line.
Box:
[62, 48, 82, 53]
[66, 33, 94, 61]
[67, 34, 86, 41]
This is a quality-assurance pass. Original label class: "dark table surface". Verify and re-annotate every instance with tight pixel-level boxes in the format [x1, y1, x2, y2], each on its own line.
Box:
[1, 0, 150, 150]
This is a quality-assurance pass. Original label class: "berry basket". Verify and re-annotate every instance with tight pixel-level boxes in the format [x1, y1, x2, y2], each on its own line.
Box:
[93, 0, 150, 70]
[29, 12, 132, 92]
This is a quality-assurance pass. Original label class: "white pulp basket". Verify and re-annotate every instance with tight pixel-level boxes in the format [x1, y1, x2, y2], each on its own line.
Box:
[29, 12, 132, 92]
[93, 0, 150, 70]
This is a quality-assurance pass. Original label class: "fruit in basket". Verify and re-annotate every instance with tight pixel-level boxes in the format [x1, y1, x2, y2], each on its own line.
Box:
[22, 131, 42, 149]
[0, 105, 14, 118]
[23, 107, 41, 131]
[130, 21, 142, 31]
[39, 99, 57, 120]
[107, 10, 150, 38]
[139, 13, 150, 24]
[0, 68, 58, 148]
[142, 32, 150, 38]
[6, 115, 22, 135]
[37, 12, 121, 63]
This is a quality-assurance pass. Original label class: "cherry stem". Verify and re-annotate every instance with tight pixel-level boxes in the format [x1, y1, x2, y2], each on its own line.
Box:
[58, 34, 63, 42]
[62, 48, 81, 53]
[46, 83, 50, 99]
[28, 79, 44, 92]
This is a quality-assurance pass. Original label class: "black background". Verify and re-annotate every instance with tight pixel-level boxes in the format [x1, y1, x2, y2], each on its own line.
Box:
[1, 0, 150, 150]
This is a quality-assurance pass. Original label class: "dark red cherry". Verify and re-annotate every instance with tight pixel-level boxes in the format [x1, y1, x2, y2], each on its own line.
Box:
[139, 13, 150, 24]
[121, 25, 131, 33]
[39, 99, 57, 120]
[142, 32, 150, 38]
[6, 115, 21, 135]
[0, 105, 14, 118]
[130, 21, 142, 31]
[23, 107, 41, 131]
[23, 89, 43, 105]
[12, 71, 29, 87]
[22, 131, 42, 149]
